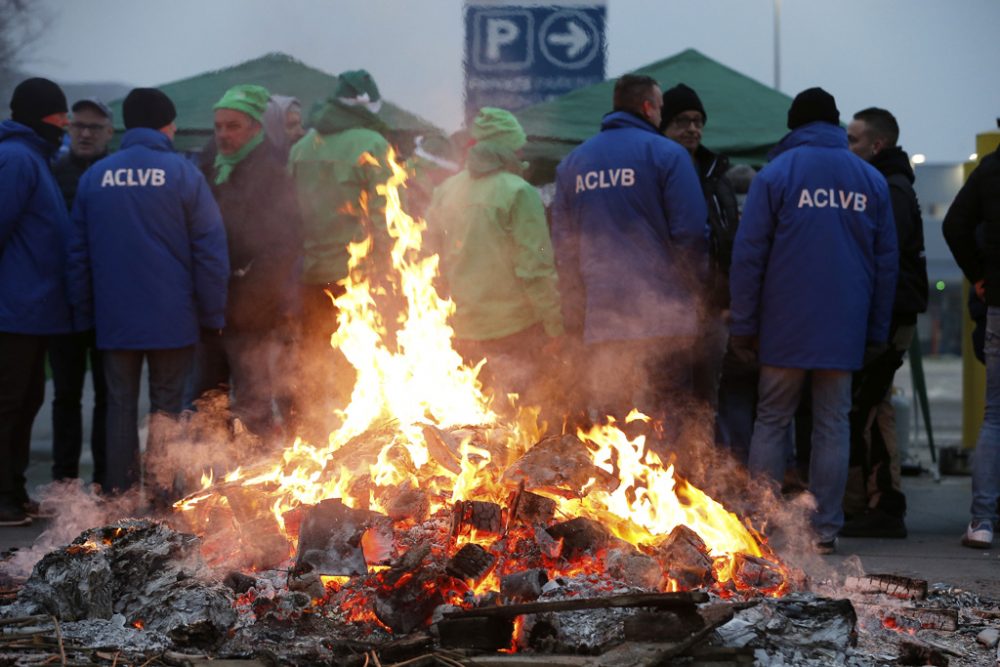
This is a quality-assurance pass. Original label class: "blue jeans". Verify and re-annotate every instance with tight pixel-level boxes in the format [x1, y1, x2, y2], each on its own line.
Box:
[103, 347, 194, 494]
[748, 366, 852, 541]
[971, 307, 1000, 525]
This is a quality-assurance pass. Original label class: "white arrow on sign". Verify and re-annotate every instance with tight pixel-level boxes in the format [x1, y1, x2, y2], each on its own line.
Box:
[546, 20, 589, 59]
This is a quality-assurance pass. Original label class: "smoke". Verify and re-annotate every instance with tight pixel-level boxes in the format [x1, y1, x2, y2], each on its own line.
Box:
[0, 481, 144, 581]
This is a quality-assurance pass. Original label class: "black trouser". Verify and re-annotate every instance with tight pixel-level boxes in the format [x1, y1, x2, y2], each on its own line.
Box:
[48, 331, 106, 486]
[0, 332, 46, 511]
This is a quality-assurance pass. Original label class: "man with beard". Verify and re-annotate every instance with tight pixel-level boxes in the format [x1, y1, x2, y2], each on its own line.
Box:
[840, 107, 928, 538]
[191, 84, 302, 443]
[551, 74, 708, 422]
[0, 78, 72, 525]
[49, 98, 115, 488]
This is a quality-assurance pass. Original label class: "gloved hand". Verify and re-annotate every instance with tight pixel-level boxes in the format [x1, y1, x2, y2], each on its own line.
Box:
[728, 335, 758, 368]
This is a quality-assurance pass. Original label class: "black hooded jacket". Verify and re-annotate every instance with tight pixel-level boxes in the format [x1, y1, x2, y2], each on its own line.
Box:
[944, 146, 1000, 306]
[870, 146, 928, 321]
[694, 144, 740, 307]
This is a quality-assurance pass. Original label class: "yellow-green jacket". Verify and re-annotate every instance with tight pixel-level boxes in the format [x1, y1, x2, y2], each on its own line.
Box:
[427, 144, 564, 341]
[288, 101, 392, 285]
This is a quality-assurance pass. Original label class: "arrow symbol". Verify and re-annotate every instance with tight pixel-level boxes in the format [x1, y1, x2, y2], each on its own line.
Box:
[547, 20, 589, 59]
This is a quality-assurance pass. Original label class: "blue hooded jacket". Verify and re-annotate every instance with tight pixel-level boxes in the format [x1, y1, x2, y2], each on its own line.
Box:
[0, 120, 74, 335]
[729, 122, 898, 370]
[68, 128, 229, 350]
[551, 111, 708, 343]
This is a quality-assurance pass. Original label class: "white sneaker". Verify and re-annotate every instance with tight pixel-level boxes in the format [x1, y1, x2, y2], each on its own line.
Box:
[962, 520, 993, 549]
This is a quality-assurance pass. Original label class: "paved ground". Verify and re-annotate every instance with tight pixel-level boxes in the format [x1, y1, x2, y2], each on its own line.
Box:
[4, 356, 998, 596]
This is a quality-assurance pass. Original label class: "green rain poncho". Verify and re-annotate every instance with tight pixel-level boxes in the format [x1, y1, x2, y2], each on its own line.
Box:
[426, 108, 563, 341]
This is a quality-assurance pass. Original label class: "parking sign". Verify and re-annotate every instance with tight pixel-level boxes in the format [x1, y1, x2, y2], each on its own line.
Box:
[464, 1, 606, 120]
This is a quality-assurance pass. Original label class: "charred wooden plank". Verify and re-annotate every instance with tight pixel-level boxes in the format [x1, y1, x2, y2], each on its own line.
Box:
[624, 610, 704, 642]
[422, 424, 463, 474]
[443, 591, 707, 619]
[438, 616, 516, 651]
[844, 573, 927, 600]
[500, 568, 548, 603]
[446, 543, 497, 586]
[293, 498, 386, 577]
[731, 554, 786, 592]
[546, 517, 609, 560]
[875, 606, 960, 632]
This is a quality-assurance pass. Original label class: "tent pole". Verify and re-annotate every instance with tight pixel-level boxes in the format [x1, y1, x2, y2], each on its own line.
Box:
[773, 0, 781, 91]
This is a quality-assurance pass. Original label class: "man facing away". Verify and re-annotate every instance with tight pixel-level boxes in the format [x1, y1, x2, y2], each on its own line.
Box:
[49, 98, 115, 488]
[68, 88, 229, 498]
[0, 78, 72, 526]
[288, 70, 393, 440]
[942, 135, 1000, 550]
[191, 84, 302, 443]
[729, 87, 898, 554]
[426, 107, 563, 405]
[551, 74, 708, 422]
[840, 107, 928, 538]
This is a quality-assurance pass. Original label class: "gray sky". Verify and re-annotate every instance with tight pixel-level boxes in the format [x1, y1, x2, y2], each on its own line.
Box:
[25, 0, 1000, 163]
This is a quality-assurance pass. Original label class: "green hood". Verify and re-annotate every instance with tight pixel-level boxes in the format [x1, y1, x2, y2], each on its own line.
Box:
[466, 142, 523, 178]
[312, 98, 390, 136]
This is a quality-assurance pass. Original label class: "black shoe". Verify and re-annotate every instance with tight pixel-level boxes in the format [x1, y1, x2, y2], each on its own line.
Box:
[0, 504, 32, 527]
[839, 509, 907, 538]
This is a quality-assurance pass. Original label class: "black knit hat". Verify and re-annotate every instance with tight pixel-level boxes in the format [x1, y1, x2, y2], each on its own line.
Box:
[122, 88, 176, 130]
[10, 77, 67, 123]
[787, 87, 839, 129]
[661, 83, 706, 125]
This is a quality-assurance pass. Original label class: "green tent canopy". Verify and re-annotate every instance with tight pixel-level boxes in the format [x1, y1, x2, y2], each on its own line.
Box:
[515, 48, 795, 180]
[108, 52, 441, 152]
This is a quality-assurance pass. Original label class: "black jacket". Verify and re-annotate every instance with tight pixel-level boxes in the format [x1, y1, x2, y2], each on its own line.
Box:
[694, 145, 740, 307]
[870, 147, 928, 321]
[944, 147, 1000, 306]
[201, 140, 303, 331]
[51, 150, 107, 211]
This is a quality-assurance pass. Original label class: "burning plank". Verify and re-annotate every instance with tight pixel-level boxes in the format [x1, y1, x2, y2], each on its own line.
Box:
[443, 591, 707, 620]
[507, 483, 557, 528]
[293, 498, 389, 579]
[502, 434, 616, 498]
[452, 500, 504, 538]
[501, 569, 548, 603]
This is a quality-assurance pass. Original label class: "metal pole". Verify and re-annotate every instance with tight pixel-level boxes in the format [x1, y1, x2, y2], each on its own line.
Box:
[773, 0, 781, 90]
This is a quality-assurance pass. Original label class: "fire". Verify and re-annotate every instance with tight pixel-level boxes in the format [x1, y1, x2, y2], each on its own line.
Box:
[177, 148, 790, 620]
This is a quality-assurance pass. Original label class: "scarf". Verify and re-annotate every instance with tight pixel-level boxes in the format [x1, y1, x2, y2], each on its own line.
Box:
[213, 130, 264, 185]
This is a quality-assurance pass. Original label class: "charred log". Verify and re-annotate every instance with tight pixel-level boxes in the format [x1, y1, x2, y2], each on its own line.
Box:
[844, 573, 928, 600]
[443, 591, 707, 620]
[546, 517, 609, 560]
[451, 500, 504, 539]
[501, 568, 548, 603]
[507, 484, 557, 528]
[730, 554, 786, 592]
[446, 544, 497, 587]
[293, 499, 387, 579]
[649, 525, 713, 589]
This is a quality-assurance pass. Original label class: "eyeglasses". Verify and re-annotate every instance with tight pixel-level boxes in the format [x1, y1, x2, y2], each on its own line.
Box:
[69, 122, 110, 133]
[669, 115, 705, 129]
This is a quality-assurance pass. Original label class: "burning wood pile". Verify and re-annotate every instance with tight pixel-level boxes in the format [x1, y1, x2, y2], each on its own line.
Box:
[2, 151, 998, 666]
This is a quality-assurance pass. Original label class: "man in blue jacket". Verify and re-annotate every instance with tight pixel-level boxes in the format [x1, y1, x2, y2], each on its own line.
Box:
[551, 74, 708, 421]
[729, 88, 898, 554]
[68, 88, 229, 498]
[0, 78, 72, 526]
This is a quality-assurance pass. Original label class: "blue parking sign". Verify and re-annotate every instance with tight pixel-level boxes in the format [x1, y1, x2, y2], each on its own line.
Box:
[464, 1, 606, 120]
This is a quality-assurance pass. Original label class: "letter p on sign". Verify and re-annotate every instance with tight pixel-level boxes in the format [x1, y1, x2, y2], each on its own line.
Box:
[485, 18, 519, 60]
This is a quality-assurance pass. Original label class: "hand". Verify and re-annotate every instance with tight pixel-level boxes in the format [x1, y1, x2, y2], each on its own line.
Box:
[728, 335, 758, 367]
[975, 279, 986, 301]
